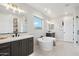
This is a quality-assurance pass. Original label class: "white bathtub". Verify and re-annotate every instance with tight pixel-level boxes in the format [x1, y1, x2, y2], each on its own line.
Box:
[37, 37, 56, 51]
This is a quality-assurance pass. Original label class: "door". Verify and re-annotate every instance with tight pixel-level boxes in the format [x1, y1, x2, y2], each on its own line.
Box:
[28, 37, 33, 55]
[64, 16, 74, 42]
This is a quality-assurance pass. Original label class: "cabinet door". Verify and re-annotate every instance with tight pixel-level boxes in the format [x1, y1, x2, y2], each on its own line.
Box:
[10, 37, 33, 56]
[11, 41, 19, 56]
[11, 40, 22, 56]
[21, 39, 28, 56]
[28, 37, 33, 55]
[18, 40, 22, 56]
[21, 37, 33, 56]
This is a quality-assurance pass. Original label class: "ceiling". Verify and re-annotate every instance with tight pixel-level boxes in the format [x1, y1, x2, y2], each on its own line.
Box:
[0, 3, 79, 19]
[27, 3, 79, 18]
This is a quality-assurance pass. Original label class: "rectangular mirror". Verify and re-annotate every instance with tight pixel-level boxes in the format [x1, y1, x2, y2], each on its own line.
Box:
[0, 13, 13, 34]
[0, 13, 27, 34]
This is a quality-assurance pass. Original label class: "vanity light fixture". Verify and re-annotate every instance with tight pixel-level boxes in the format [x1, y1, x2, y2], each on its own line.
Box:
[0, 3, 25, 13]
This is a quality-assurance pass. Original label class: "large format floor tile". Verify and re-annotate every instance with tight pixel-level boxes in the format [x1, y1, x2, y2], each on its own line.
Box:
[31, 40, 79, 56]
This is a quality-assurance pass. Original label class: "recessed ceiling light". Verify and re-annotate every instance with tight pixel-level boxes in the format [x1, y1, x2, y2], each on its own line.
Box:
[44, 8, 48, 11]
[47, 9, 52, 14]
[44, 8, 52, 15]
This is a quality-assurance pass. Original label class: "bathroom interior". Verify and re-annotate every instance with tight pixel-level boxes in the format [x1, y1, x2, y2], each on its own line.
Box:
[0, 3, 79, 56]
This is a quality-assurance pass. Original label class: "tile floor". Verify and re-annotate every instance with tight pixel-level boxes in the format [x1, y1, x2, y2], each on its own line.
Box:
[30, 40, 79, 56]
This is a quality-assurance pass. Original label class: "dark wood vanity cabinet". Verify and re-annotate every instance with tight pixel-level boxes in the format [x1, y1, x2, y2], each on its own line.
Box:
[10, 37, 33, 56]
[0, 37, 33, 56]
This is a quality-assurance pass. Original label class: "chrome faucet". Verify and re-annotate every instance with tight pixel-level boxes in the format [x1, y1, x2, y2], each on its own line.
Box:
[12, 33, 19, 37]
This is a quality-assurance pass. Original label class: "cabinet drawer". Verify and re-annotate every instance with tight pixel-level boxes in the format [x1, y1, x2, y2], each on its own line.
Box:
[0, 48, 10, 56]
[0, 42, 10, 56]
[0, 42, 10, 50]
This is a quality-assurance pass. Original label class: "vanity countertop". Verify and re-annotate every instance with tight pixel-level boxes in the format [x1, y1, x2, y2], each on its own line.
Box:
[0, 34, 33, 44]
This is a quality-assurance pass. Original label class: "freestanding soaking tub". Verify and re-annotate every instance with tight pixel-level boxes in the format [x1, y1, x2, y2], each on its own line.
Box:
[37, 37, 56, 51]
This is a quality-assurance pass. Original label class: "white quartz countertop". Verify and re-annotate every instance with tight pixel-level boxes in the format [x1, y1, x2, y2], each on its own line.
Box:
[0, 34, 33, 44]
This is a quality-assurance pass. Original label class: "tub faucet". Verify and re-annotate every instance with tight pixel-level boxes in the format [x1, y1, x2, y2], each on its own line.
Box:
[40, 35, 43, 38]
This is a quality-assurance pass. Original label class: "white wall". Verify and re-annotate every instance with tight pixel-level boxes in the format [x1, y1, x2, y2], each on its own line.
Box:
[26, 12, 48, 39]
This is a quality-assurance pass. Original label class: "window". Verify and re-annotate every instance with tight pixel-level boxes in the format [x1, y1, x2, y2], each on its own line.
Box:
[33, 16, 42, 29]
